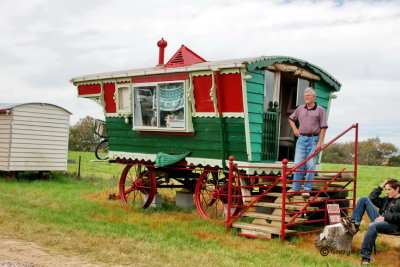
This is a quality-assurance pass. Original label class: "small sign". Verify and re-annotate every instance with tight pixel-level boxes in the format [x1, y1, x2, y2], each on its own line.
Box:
[327, 204, 341, 225]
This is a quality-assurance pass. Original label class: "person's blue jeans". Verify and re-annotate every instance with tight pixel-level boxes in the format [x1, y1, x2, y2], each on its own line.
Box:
[292, 135, 319, 191]
[351, 196, 398, 260]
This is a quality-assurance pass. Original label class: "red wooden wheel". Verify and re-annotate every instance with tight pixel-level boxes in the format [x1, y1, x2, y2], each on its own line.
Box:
[194, 169, 242, 220]
[119, 163, 157, 208]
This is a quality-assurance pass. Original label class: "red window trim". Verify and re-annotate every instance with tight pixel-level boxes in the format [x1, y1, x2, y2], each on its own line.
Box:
[132, 74, 189, 83]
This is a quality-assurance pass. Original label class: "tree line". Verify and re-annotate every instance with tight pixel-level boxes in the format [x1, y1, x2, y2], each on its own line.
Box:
[69, 116, 101, 152]
[322, 137, 400, 166]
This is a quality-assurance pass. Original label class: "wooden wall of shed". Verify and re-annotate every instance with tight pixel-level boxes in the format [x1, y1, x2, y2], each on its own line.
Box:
[8, 104, 70, 171]
[0, 114, 12, 171]
[106, 117, 248, 162]
[245, 69, 265, 162]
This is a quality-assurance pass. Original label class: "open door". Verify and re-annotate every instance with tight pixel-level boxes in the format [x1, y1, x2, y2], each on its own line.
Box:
[262, 69, 312, 162]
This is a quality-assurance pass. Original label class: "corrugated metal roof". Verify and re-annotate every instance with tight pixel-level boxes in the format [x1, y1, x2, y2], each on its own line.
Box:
[0, 103, 72, 114]
[70, 55, 341, 91]
[69, 57, 258, 83]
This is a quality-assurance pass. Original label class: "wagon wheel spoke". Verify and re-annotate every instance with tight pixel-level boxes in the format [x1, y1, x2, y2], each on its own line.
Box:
[195, 169, 243, 221]
[119, 164, 156, 208]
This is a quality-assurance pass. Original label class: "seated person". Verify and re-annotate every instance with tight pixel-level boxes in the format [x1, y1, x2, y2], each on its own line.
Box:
[341, 178, 400, 265]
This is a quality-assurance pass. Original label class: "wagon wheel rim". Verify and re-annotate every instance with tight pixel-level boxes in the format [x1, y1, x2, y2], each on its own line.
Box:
[119, 163, 156, 208]
[194, 169, 242, 221]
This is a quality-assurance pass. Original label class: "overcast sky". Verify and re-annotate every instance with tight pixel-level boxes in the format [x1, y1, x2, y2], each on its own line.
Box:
[1, 0, 399, 148]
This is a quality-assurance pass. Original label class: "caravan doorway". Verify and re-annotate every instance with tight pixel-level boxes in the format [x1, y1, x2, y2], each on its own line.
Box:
[263, 69, 312, 162]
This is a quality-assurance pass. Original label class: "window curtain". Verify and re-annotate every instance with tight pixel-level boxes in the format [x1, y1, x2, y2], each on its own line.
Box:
[159, 83, 184, 111]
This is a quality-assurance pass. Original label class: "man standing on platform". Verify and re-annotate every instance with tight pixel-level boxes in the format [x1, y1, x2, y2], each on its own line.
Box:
[287, 87, 328, 199]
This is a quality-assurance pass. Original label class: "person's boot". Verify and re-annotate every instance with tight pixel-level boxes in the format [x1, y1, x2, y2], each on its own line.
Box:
[340, 218, 359, 235]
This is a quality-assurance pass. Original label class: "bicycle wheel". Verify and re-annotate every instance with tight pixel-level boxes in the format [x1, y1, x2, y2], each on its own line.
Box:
[95, 139, 109, 160]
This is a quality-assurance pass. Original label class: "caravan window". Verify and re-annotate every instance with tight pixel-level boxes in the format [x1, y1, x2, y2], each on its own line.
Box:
[117, 86, 130, 112]
[133, 82, 185, 130]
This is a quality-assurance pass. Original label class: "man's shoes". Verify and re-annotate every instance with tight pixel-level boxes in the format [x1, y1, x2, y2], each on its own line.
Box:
[361, 257, 371, 265]
[340, 218, 359, 235]
[287, 188, 300, 195]
[301, 192, 310, 199]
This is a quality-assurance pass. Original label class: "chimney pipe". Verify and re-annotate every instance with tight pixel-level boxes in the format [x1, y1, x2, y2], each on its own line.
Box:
[157, 38, 168, 67]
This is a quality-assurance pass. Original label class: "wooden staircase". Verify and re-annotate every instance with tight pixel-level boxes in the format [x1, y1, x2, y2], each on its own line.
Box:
[231, 172, 354, 239]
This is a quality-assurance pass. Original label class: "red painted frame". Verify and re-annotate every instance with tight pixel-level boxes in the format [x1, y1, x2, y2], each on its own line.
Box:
[226, 123, 359, 242]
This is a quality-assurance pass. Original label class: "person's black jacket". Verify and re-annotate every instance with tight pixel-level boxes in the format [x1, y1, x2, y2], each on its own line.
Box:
[369, 186, 400, 225]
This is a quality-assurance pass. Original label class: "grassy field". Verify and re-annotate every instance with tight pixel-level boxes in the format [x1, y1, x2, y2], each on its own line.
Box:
[0, 152, 399, 266]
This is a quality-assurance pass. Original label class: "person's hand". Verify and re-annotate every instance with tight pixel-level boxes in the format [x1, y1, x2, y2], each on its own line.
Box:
[380, 179, 389, 188]
[293, 128, 300, 137]
[374, 216, 385, 222]
[316, 142, 323, 151]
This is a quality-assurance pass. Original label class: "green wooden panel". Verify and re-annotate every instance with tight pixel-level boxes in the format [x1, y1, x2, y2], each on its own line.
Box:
[246, 82, 264, 94]
[251, 133, 262, 143]
[249, 123, 262, 134]
[246, 84, 264, 95]
[316, 98, 329, 110]
[247, 70, 264, 84]
[251, 143, 262, 153]
[252, 154, 262, 161]
[248, 113, 263, 124]
[247, 92, 264, 104]
[106, 116, 248, 162]
[248, 103, 263, 114]
[316, 90, 330, 99]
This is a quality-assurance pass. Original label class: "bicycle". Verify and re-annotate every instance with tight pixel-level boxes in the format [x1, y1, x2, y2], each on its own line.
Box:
[94, 119, 109, 160]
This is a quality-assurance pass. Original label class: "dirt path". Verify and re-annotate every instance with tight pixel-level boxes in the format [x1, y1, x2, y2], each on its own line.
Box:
[0, 238, 103, 267]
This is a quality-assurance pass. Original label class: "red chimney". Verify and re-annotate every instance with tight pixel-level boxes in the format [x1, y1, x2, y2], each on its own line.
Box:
[157, 38, 168, 67]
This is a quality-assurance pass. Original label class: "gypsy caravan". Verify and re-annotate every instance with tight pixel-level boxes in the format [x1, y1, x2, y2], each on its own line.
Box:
[71, 39, 340, 167]
[71, 39, 356, 240]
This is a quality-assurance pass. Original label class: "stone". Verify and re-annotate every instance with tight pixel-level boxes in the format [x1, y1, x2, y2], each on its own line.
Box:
[175, 191, 194, 208]
[315, 223, 353, 252]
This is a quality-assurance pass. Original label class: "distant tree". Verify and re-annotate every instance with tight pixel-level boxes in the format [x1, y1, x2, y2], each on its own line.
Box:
[358, 138, 398, 165]
[322, 142, 354, 164]
[69, 116, 101, 151]
[388, 155, 400, 167]
[322, 137, 398, 166]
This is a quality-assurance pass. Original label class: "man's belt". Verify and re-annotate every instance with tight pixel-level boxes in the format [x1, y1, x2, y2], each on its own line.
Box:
[301, 133, 319, 137]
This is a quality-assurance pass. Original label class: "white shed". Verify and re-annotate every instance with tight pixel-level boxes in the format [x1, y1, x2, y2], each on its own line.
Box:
[0, 103, 71, 172]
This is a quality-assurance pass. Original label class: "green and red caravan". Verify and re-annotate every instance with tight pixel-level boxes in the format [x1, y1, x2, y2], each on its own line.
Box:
[70, 40, 358, 240]
[71, 38, 340, 169]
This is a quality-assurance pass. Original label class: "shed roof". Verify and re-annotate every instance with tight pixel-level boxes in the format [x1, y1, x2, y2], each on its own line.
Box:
[0, 103, 72, 114]
[70, 56, 341, 91]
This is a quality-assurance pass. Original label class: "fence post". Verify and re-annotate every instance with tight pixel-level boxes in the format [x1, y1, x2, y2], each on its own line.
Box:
[226, 156, 235, 232]
[78, 155, 81, 178]
[281, 158, 288, 242]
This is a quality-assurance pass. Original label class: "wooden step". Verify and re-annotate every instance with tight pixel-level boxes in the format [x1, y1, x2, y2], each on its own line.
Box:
[314, 176, 354, 181]
[243, 212, 308, 222]
[239, 229, 273, 239]
[253, 202, 319, 211]
[263, 192, 329, 201]
[291, 195, 329, 201]
[232, 222, 296, 234]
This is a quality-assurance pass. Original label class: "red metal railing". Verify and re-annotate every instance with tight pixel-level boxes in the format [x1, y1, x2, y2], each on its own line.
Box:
[226, 123, 359, 242]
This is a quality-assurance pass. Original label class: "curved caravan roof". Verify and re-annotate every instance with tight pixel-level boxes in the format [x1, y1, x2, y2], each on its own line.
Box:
[0, 103, 72, 114]
[70, 56, 341, 91]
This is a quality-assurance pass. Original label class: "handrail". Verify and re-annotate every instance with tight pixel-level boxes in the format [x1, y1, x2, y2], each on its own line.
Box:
[289, 123, 358, 174]
[226, 123, 359, 242]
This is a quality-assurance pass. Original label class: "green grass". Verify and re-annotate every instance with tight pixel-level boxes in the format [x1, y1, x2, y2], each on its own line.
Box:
[322, 163, 400, 198]
[1, 154, 399, 266]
